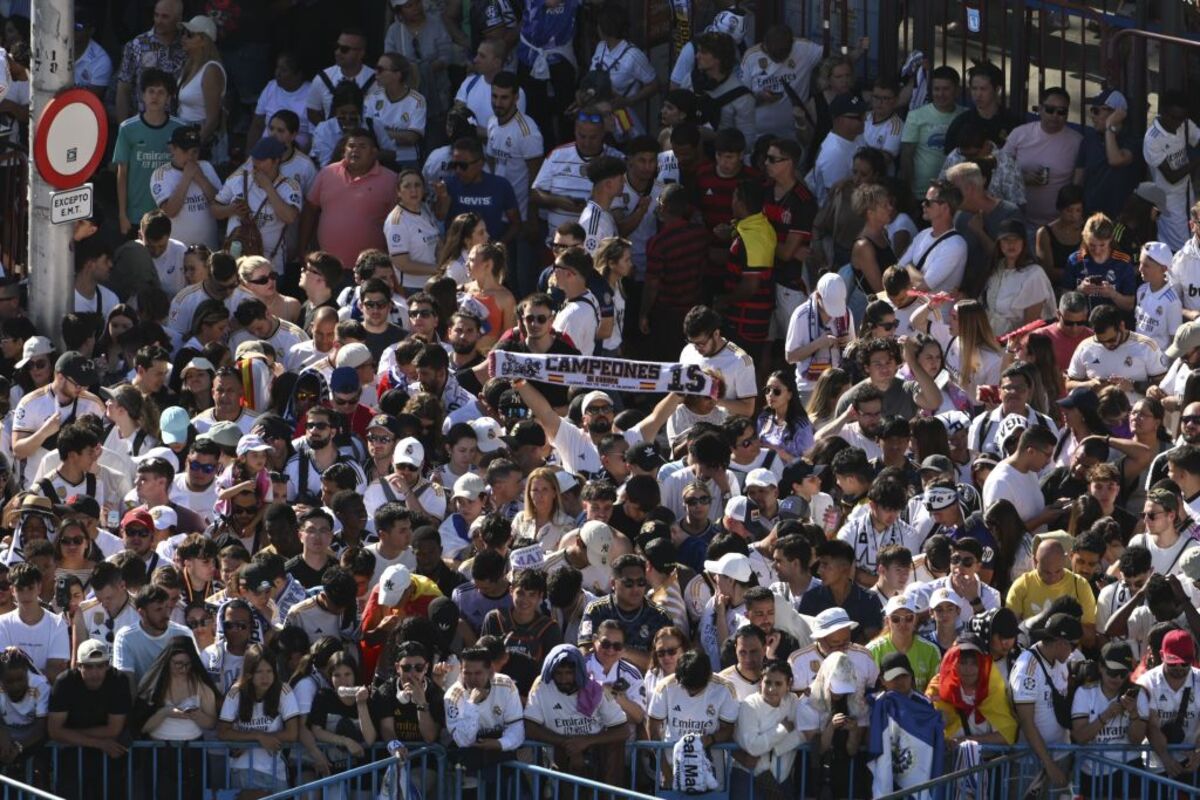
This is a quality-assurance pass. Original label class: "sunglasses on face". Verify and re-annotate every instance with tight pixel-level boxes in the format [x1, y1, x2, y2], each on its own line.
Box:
[1183, 415, 1200, 426]
[231, 506, 257, 516]
[655, 646, 680, 658]
[921, 198, 946, 207]
[524, 314, 549, 325]
[333, 395, 359, 406]
[59, 537, 85, 546]
[294, 391, 318, 404]
[186, 617, 212, 629]
[400, 662, 427, 673]
[586, 404, 613, 415]
[307, 421, 332, 431]
[878, 320, 899, 331]
[1142, 511, 1166, 520]
[367, 435, 395, 445]
[685, 496, 712, 505]
[363, 300, 389, 310]
[124, 527, 151, 538]
[409, 308, 435, 318]
[597, 639, 624, 651]
[245, 274, 275, 286]
[619, 578, 648, 589]
[27, 359, 49, 370]
[1043, 105, 1069, 116]
[765, 387, 783, 396]
[449, 160, 481, 170]
[189, 461, 217, 474]
[336, 44, 359, 54]
[950, 555, 976, 568]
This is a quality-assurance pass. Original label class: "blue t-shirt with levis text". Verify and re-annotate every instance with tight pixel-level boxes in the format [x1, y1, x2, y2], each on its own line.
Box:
[445, 172, 518, 240]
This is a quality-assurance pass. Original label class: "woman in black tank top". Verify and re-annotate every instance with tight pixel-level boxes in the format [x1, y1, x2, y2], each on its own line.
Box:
[849, 183, 898, 297]
[1035, 186, 1084, 286]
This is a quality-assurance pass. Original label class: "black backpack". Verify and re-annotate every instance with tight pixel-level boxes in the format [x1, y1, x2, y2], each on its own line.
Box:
[692, 70, 751, 130]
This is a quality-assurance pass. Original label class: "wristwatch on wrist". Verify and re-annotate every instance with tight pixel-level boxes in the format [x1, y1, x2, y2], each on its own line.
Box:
[415, 704, 428, 712]
[1107, 125, 1119, 133]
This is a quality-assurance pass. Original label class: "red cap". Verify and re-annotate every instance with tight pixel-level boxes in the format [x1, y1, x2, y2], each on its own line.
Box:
[1162, 630, 1195, 665]
[120, 508, 154, 531]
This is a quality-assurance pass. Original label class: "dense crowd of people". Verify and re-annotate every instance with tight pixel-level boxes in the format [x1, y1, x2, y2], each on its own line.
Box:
[4, 0, 1200, 798]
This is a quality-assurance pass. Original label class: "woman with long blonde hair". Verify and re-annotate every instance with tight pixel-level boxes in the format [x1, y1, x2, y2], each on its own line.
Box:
[594, 237, 634, 356]
[435, 213, 488, 286]
[512, 466, 573, 553]
[912, 298, 1003, 400]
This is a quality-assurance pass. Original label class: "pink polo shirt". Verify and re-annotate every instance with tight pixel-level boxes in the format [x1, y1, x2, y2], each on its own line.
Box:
[307, 161, 399, 270]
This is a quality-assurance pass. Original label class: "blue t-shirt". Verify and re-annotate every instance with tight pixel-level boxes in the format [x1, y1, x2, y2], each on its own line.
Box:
[517, 0, 580, 66]
[1075, 127, 1142, 219]
[445, 172, 518, 240]
[1062, 251, 1136, 309]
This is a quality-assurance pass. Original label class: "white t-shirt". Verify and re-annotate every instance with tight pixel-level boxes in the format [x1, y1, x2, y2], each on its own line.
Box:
[554, 292, 600, 356]
[1171, 237, 1200, 312]
[487, 112, 544, 220]
[255, 79, 314, 142]
[152, 238, 188, 297]
[214, 169, 303, 273]
[454, 74, 526, 132]
[1067, 334, 1170, 393]
[982, 462, 1046, 525]
[788, 644, 879, 706]
[150, 161, 222, 249]
[365, 88, 427, 164]
[170, 473, 217, 527]
[306, 66, 377, 117]
[167, 284, 256, 339]
[531, 143, 622, 242]
[384, 204, 441, 290]
[579, 200, 618, 255]
[1138, 665, 1200, 770]
[1071, 684, 1139, 774]
[1135, 282, 1184, 353]
[983, 264, 1057, 337]
[73, 284, 120, 318]
[363, 542, 416, 589]
[646, 674, 740, 741]
[525, 674, 627, 734]
[219, 687, 301, 777]
[0, 610, 69, 672]
[75, 39, 113, 91]
[809, 133, 863, 206]
[739, 40, 824, 140]
[551, 416, 645, 478]
[679, 340, 757, 402]
[1126, 531, 1198, 578]
[864, 113, 904, 162]
[588, 40, 657, 137]
[0, 670, 49, 732]
[1010, 647, 1069, 745]
[903, 228, 967, 293]
[785, 300, 853, 393]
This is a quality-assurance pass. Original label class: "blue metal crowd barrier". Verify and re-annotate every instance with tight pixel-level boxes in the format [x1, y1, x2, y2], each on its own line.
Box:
[500, 762, 657, 800]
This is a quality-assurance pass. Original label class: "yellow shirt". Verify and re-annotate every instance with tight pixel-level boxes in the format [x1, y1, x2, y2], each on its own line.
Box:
[1005, 569, 1097, 625]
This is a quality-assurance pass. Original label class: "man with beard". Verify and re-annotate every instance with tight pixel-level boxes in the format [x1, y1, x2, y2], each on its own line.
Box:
[514, 382, 680, 479]
[202, 599, 255, 693]
[449, 311, 485, 371]
[524, 643, 627, 783]
[1147, 401, 1200, 489]
[1150, 321, 1200, 408]
[12, 352, 105, 483]
[413, 344, 474, 417]
[283, 406, 366, 501]
[815, 384, 886, 461]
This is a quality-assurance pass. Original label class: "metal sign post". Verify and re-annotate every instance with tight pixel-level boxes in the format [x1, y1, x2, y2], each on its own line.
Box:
[28, 0, 75, 349]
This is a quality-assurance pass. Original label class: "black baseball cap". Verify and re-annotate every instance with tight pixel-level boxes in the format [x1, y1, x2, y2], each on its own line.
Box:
[628, 441, 665, 470]
[55, 352, 97, 386]
[170, 126, 202, 150]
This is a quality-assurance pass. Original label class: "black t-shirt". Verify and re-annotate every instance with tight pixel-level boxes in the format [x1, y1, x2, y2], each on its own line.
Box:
[943, 106, 1024, 153]
[453, 354, 487, 396]
[309, 688, 367, 743]
[49, 668, 132, 729]
[370, 677, 445, 742]
[363, 324, 407, 362]
[286, 555, 337, 589]
[418, 561, 469, 599]
[493, 333, 581, 408]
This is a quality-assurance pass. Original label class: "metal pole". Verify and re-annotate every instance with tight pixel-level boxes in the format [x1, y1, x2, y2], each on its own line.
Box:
[27, 0, 74, 349]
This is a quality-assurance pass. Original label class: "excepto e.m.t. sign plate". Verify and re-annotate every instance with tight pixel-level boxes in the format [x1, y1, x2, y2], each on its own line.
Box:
[50, 183, 93, 225]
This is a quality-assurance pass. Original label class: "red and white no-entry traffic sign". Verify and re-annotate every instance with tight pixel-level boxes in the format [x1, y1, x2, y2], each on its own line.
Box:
[32, 88, 108, 191]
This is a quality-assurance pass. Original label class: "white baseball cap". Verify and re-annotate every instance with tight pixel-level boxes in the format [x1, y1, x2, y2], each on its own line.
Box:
[1142, 241, 1173, 267]
[745, 468, 778, 489]
[392, 437, 425, 468]
[469, 418, 505, 454]
[816, 273, 847, 317]
[703, 552, 753, 583]
[14, 336, 53, 369]
[377, 564, 412, 606]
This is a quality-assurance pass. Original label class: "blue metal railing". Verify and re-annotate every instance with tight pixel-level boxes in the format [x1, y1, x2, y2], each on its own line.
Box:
[257, 745, 438, 800]
[501, 761, 658, 800]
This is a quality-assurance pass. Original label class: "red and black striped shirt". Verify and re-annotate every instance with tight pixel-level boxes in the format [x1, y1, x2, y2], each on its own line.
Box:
[645, 218, 708, 311]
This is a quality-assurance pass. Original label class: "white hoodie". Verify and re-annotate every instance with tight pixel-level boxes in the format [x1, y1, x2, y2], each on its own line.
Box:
[734, 692, 805, 778]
